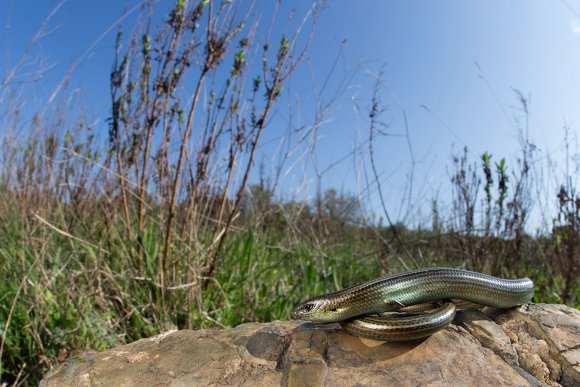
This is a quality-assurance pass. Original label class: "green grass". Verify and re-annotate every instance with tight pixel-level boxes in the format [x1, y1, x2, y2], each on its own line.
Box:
[2, 2, 579, 385]
[0, 209, 397, 383]
[1, 208, 577, 385]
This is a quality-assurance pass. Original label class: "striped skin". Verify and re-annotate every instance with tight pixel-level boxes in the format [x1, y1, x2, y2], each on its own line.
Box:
[339, 302, 456, 341]
[290, 268, 534, 341]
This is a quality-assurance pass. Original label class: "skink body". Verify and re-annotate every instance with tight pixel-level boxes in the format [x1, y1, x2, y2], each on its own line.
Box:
[291, 268, 534, 341]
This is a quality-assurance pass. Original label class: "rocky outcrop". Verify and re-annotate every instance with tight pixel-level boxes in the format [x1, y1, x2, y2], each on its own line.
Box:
[41, 303, 580, 386]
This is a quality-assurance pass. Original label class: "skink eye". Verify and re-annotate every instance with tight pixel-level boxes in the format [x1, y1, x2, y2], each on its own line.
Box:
[302, 304, 314, 312]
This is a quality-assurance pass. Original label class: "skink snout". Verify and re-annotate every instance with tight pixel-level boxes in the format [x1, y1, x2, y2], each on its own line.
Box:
[291, 298, 345, 322]
[290, 299, 317, 320]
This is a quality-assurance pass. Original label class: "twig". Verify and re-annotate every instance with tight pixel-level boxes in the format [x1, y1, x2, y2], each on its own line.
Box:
[33, 213, 110, 254]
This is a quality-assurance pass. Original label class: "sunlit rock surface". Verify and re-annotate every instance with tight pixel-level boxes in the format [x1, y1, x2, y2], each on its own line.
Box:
[41, 303, 580, 386]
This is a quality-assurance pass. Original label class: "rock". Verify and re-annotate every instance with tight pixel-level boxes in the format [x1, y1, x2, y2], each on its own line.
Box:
[491, 304, 580, 386]
[40, 304, 580, 387]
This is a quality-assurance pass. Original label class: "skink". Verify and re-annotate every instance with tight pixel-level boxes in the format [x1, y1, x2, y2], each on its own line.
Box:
[290, 268, 534, 341]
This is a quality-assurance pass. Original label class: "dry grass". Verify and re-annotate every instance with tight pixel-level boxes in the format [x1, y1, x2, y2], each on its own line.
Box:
[0, 2, 578, 385]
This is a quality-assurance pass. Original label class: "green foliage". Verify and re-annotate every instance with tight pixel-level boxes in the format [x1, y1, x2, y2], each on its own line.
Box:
[0, 201, 578, 385]
[231, 49, 246, 75]
[1, 1, 578, 385]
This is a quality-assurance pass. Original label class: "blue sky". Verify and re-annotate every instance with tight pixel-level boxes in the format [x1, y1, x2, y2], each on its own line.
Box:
[2, 0, 580, 232]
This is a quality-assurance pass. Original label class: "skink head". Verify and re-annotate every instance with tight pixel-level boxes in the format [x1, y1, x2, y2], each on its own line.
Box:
[291, 296, 348, 322]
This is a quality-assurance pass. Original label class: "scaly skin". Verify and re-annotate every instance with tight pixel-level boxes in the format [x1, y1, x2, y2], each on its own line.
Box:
[291, 268, 534, 341]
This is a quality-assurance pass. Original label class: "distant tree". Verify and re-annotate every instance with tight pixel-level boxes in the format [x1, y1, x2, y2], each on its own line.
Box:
[321, 188, 362, 224]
